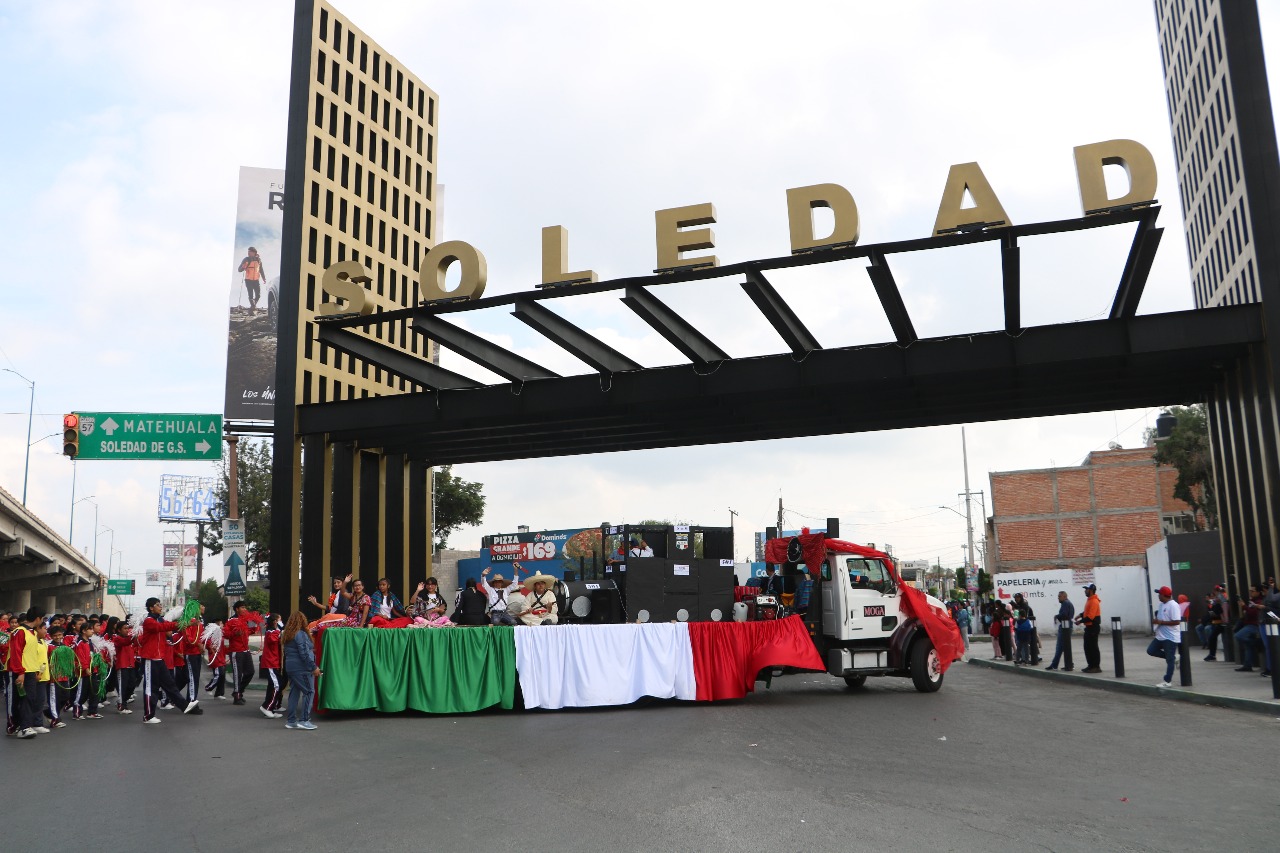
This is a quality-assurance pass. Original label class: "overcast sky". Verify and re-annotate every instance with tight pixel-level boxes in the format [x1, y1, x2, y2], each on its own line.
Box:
[3, 1, 1278, 602]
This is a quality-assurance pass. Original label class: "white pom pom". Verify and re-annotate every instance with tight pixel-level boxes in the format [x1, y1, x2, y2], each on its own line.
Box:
[162, 605, 184, 623]
[202, 622, 223, 648]
[89, 633, 114, 664]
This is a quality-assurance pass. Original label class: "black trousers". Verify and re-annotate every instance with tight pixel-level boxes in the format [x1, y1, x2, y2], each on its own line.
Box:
[184, 655, 203, 700]
[116, 667, 137, 709]
[231, 651, 254, 698]
[204, 665, 225, 696]
[262, 668, 285, 710]
[20, 673, 43, 730]
[1084, 625, 1102, 669]
[142, 659, 190, 720]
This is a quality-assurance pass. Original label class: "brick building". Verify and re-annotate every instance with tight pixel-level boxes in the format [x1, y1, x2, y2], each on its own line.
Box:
[990, 446, 1196, 574]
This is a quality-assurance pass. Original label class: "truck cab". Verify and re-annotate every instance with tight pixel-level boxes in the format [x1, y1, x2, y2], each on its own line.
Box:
[769, 533, 959, 693]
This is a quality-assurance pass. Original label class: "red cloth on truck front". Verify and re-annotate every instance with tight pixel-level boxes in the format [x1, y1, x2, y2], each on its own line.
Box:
[687, 615, 824, 701]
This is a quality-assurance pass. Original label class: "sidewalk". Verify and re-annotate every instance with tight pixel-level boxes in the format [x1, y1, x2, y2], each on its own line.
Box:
[966, 633, 1280, 716]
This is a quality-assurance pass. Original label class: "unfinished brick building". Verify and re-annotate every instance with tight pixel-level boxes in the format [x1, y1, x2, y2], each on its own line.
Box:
[990, 446, 1196, 574]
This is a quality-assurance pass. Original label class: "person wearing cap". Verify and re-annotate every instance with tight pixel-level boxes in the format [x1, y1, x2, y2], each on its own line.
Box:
[479, 565, 524, 626]
[628, 537, 654, 558]
[519, 571, 560, 626]
[1148, 586, 1182, 688]
[1204, 584, 1229, 661]
[1075, 583, 1103, 673]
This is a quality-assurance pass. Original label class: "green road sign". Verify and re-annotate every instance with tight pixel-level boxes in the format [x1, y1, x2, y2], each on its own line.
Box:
[106, 579, 135, 595]
[73, 412, 222, 461]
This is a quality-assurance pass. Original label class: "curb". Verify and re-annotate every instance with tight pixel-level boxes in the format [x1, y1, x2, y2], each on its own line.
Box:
[966, 657, 1280, 717]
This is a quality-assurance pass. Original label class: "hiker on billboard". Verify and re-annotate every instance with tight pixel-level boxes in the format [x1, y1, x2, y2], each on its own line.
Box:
[237, 246, 268, 315]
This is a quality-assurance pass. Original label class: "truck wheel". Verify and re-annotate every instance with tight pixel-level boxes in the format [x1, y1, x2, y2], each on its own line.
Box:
[910, 638, 944, 693]
[843, 674, 867, 689]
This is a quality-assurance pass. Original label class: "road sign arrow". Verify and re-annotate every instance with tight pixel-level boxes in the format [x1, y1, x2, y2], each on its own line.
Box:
[101, 417, 119, 435]
[195, 439, 211, 454]
[225, 551, 245, 571]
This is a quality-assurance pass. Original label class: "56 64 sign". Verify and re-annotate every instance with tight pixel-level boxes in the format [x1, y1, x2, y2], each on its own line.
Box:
[157, 474, 222, 522]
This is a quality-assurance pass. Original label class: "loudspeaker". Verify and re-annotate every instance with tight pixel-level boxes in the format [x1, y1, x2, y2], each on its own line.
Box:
[562, 580, 625, 624]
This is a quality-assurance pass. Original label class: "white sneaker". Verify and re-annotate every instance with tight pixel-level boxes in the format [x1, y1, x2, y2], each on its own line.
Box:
[1156, 680, 1172, 688]
[32, 726, 50, 734]
[16, 728, 36, 739]
[143, 717, 162, 724]
[183, 699, 200, 714]
[52, 720, 67, 729]
[118, 708, 133, 715]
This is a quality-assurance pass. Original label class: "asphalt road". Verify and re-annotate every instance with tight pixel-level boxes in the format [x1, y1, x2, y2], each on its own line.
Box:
[7, 665, 1273, 852]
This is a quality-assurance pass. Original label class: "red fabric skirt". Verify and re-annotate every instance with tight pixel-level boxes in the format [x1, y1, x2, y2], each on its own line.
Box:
[368, 616, 414, 629]
[687, 615, 824, 701]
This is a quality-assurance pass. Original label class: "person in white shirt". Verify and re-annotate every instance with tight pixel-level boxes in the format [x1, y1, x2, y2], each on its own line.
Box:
[1147, 585, 1183, 688]
[479, 565, 523, 626]
[628, 537, 654, 558]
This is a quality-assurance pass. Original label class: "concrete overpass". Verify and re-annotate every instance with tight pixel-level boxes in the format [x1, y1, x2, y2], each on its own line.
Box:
[0, 484, 119, 617]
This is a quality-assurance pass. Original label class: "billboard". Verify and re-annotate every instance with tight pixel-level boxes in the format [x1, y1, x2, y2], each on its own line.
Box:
[223, 166, 285, 422]
[146, 570, 167, 588]
[157, 474, 222, 522]
[162, 544, 197, 569]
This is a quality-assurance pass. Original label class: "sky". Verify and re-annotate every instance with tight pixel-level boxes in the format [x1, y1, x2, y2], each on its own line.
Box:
[2, 1, 1279, 606]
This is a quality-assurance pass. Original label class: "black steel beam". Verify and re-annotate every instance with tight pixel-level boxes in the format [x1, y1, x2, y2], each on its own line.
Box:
[865, 253, 917, 346]
[510, 297, 641, 374]
[412, 313, 560, 382]
[1110, 210, 1164, 319]
[316, 325, 480, 391]
[740, 268, 821, 354]
[296, 305, 1262, 465]
[621, 284, 729, 367]
[1001, 232, 1021, 334]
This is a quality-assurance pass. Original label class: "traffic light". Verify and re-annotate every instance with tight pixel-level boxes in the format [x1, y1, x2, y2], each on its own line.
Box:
[62, 413, 80, 458]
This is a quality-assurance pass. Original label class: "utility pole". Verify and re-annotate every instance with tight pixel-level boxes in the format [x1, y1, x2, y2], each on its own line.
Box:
[777, 497, 784, 538]
[962, 427, 976, 595]
[728, 508, 739, 562]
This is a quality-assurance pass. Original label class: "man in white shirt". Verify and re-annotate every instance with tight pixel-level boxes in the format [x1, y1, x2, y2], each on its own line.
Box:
[1147, 585, 1183, 688]
[479, 566, 521, 626]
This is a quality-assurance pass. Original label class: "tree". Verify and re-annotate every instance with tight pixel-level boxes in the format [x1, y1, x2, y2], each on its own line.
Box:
[186, 579, 228, 622]
[201, 439, 273, 577]
[1146, 404, 1217, 530]
[976, 568, 993, 596]
[434, 465, 485, 549]
[239, 586, 270, 615]
[954, 566, 967, 594]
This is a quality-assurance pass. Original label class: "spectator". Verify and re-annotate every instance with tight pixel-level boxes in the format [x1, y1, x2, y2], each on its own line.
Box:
[1076, 584, 1103, 673]
[1148, 586, 1182, 688]
[761, 565, 783, 596]
[281, 611, 319, 731]
[1046, 590, 1075, 671]
[1195, 595, 1214, 649]
[1014, 609, 1035, 665]
[954, 600, 971, 651]
[1204, 585, 1228, 661]
[1234, 586, 1265, 673]
[1011, 593, 1041, 664]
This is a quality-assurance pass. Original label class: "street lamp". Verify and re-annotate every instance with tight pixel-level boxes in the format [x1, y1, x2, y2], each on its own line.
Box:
[1, 367, 34, 505]
[70, 494, 95, 546]
[97, 525, 114, 573]
[728, 507, 739, 562]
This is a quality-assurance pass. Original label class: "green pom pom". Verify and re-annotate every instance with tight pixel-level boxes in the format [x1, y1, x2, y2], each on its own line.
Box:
[178, 599, 203, 629]
[50, 645, 79, 681]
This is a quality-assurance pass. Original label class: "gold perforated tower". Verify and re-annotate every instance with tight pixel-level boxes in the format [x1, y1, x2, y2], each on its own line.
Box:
[271, 0, 439, 615]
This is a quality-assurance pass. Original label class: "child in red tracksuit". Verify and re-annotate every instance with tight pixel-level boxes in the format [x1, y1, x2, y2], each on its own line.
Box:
[259, 615, 285, 718]
[45, 625, 71, 727]
[110, 623, 138, 713]
[177, 607, 205, 703]
[72, 622, 102, 719]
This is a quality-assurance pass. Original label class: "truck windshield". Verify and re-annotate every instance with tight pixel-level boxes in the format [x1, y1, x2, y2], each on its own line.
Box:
[845, 558, 891, 593]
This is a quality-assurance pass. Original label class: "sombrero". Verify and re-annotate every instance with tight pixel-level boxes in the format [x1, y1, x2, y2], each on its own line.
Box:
[524, 570, 558, 587]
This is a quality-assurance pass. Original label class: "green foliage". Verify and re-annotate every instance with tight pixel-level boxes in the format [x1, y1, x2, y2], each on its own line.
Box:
[954, 566, 967, 593]
[186, 579, 228, 622]
[976, 568, 993, 595]
[239, 586, 270, 615]
[1147, 404, 1217, 530]
[927, 587, 939, 597]
[434, 465, 486, 549]
[200, 438, 273, 574]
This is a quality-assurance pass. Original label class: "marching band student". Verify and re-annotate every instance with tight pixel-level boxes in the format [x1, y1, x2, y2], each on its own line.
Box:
[8, 608, 47, 738]
[204, 620, 228, 699]
[259, 614, 285, 719]
[138, 598, 202, 724]
[178, 603, 206, 703]
[72, 622, 103, 719]
[110, 621, 137, 714]
[46, 625, 71, 728]
[226, 602, 255, 705]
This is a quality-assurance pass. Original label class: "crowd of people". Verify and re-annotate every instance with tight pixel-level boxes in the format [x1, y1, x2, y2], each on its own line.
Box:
[2, 596, 322, 740]
[1193, 577, 1280, 676]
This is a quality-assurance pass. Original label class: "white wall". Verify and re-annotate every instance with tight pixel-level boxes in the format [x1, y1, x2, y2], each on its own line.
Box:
[994, 564, 1157, 634]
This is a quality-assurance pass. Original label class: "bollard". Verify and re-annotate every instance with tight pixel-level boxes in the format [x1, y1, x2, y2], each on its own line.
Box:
[1111, 616, 1125, 678]
[1221, 621, 1235, 663]
[1179, 618, 1193, 687]
[1000, 617, 1014, 661]
[1266, 619, 1280, 701]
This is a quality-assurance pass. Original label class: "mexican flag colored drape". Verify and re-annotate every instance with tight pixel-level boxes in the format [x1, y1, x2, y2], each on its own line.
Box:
[317, 616, 823, 714]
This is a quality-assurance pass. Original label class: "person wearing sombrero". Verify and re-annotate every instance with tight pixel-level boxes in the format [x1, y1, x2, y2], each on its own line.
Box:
[518, 570, 560, 626]
[480, 565, 524, 626]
